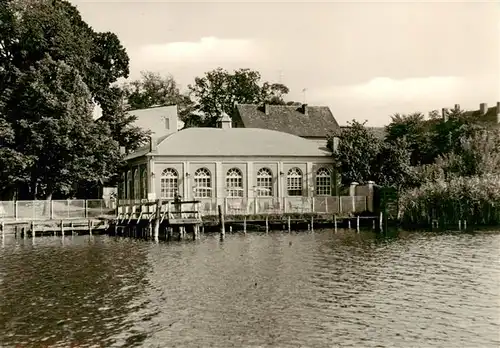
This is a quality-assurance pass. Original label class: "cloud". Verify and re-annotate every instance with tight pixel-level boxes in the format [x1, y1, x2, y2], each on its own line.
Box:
[139, 37, 263, 64]
[303, 75, 499, 126]
[311, 76, 464, 105]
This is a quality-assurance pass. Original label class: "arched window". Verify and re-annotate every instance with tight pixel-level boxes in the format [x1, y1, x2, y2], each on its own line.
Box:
[287, 168, 303, 196]
[256, 168, 273, 197]
[160, 168, 178, 199]
[316, 168, 331, 196]
[141, 167, 148, 199]
[126, 170, 133, 199]
[133, 169, 140, 200]
[226, 168, 243, 197]
[194, 168, 212, 198]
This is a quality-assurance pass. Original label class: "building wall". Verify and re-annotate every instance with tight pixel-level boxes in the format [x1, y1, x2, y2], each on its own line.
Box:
[121, 155, 336, 201]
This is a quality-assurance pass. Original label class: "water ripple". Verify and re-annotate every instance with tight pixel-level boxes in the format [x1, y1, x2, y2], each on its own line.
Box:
[0, 231, 499, 347]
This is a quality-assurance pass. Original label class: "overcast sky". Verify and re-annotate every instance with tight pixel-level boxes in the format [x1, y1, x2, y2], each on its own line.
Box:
[72, 0, 499, 126]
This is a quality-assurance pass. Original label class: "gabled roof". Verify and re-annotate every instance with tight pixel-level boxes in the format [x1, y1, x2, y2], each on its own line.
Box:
[124, 127, 331, 160]
[234, 104, 340, 138]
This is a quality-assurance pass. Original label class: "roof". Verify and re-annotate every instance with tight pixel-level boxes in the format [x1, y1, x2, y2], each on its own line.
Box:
[462, 105, 499, 125]
[339, 126, 386, 140]
[125, 127, 331, 160]
[234, 104, 340, 137]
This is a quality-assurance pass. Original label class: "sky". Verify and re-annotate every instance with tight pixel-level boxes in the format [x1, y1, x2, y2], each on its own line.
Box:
[71, 0, 500, 126]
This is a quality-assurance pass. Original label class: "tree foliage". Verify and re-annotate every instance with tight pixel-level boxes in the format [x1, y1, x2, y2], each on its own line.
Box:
[329, 120, 381, 186]
[188, 67, 290, 126]
[123, 71, 195, 122]
[0, 0, 134, 199]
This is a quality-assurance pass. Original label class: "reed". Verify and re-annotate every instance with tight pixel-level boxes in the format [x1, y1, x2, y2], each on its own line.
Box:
[399, 174, 500, 227]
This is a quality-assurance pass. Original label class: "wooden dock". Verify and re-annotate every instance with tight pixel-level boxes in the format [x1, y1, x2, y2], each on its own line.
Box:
[0, 218, 109, 238]
[112, 199, 203, 241]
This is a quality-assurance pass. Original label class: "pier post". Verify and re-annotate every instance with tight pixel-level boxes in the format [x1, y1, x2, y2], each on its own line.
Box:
[60, 220, 64, 237]
[31, 221, 35, 238]
[379, 212, 383, 231]
[311, 216, 314, 232]
[89, 220, 93, 235]
[287, 216, 291, 233]
[193, 225, 199, 241]
[356, 216, 360, 233]
[347, 219, 351, 229]
[334, 215, 337, 233]
[1, 221, 4, 239]
[265, 216, 269, 233]
[464, 220, 467, 230]
[243, 216, 247, 234]
[458, 219, 462, 231]
[153, 199, 161, 240]
[218, 205, 225, 240]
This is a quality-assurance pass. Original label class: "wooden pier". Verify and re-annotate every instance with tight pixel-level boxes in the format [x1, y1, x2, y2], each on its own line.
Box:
[112, 199, 203, 241]
[0, 218, 109, 238]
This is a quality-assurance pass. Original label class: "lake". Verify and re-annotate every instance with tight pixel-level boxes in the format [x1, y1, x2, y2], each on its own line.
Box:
[0, 229, 499, 347]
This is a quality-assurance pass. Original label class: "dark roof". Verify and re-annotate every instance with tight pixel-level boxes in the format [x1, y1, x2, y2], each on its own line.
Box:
[462, 105, 499, 125]
[234, 104, 340, 137]
[339, 126, 387, 140]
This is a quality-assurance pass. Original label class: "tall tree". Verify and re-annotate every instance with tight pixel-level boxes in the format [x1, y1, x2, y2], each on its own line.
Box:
[328, 120, 381, 186]
[0, 0, 135, 198]
[123, 71, 195, 122]
[385, 112, 432, 165]
[188, 67, 290, 126]
[5, 57, 120, 199]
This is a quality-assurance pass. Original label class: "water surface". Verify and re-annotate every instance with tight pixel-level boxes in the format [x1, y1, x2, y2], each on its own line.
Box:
[0, 230, 499, 347]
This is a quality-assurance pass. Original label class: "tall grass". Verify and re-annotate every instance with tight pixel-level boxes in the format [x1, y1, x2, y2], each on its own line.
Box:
[399, 174, 500, 226]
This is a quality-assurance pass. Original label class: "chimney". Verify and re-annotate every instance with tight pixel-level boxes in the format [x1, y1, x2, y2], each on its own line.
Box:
[480, 103, 488, 115]
[264, 103, 270, 115]
[442, 108, 448, 122]
[497, 102, 500, 124]
[454, 104, 460, 111]
[119, 146, 126, 155]
[149, 136, 157, 152]
[164, 105, 179, 135]
[302, 104, 308, 116]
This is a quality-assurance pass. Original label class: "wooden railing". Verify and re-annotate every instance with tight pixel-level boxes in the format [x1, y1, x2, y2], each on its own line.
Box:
[117, 196, 368, 217]
[0, 199, 116, 221]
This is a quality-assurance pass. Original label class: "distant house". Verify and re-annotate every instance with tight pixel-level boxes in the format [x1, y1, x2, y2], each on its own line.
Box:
[461, 102, 500, 126]
[126, 105, 184, 137]
[231, 103, 340, 148]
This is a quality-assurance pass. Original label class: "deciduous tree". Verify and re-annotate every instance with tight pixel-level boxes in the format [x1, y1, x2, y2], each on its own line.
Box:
[188, 68, 290, 126]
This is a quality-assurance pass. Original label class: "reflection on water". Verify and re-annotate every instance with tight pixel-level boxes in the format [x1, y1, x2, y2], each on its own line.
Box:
[0, 230, 499, 347]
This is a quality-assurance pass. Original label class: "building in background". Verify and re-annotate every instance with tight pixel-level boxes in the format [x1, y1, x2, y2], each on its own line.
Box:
[127, 105, 184, 137]
[231, 103, 339, 148]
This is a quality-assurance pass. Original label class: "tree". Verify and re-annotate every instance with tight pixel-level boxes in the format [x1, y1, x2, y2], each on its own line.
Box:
[328, 120, 381, 186]
[123, 71, 195, 122]
[96, 85, 150, 152]
[0, 0, 134, 198]
[188, 68, 290, 126]
[4, 57, 120, 199]
[385, 112, 432, 165]
[374, 138, 416, 190]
